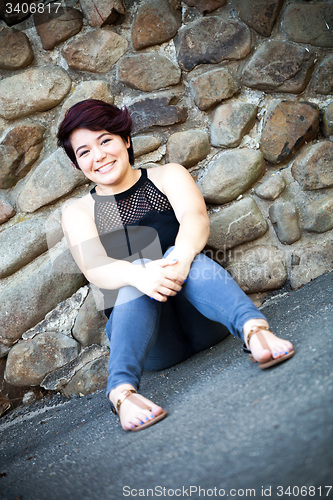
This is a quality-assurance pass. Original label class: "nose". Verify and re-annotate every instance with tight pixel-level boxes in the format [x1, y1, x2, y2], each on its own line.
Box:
[93, 146, 106, 162]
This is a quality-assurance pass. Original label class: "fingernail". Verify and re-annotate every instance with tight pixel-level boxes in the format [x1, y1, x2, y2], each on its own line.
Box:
[184, 279, 187, 283]
[172, 259, 178, 262]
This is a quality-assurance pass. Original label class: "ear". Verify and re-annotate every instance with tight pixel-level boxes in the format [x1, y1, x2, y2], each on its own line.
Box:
[124, 136, 131, 148]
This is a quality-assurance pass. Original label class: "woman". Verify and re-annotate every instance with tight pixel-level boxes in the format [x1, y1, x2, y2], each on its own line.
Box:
[57, 99, 294, 432]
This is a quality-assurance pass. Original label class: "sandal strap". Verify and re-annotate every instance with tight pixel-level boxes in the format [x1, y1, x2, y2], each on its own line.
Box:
[246, 325, 270, 350]
[116, 389, 137, 414]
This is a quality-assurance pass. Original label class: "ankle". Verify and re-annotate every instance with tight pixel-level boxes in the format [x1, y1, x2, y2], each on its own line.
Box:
[109, 383, 136, 407]
[243, 319, 269, 345]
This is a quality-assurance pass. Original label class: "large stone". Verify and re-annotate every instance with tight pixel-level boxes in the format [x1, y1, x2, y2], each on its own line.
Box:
[133, 136, 161, 158]
[210, 102, 258, 148]
[0, 193, 15, 224]
[0, 239, 86, 346]
[182, 0, 227, 13]
[290, 241, 333, 290]
[62, 354, 108, 397]
[128, 95, 187, 133]
[132, 0, 181, 51]
[166, 130, 209, 168]
[189, 68, 239, 111]
[260, 101, 319, 164]
[226, 245, 287, 293]
[291, 141, 333, 190]
[72, 290, 107, 347]
[41, 344, 109, 393]
[269, 202, 301, 245]
[17, 148, 87, 213]
[57, 81, 114, 128]
[207, 197, 268, 250]
[62, 28, 128, 73]
[4, 332, 80, 387]
[0, 67, 71, 120]
[283, 3, 333, 48]
[234, 0, 283, 36]
[312, 55, 333, 96]
[0, 145, 19, 189]
[198, 149, 265, 204]
[0, 213, 62, 279]
[34, 6, 83, 50]
[304, 195, 333, 234]
[255, 173, 286, 201]
[0, 0, 36, 26]
[0, 122, 44, 187]
[242, 41, 315, 93]
[0, 27, 34, 69]
[79, 0, 125, 27]
[23, 287, 88, 341]
[117, 53, 181, 92]
[323, 103, 333, 137]
[176, 17, 251, 71]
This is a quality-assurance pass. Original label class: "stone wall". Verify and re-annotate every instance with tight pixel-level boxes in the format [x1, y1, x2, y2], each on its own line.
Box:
[0, 0, 332, 414]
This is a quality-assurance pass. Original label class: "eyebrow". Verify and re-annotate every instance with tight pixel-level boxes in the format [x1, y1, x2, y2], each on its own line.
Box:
[75, 132, 111, 155]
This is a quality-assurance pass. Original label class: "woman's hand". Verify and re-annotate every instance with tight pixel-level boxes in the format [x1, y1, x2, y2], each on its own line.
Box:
[130, 258, 187, 302]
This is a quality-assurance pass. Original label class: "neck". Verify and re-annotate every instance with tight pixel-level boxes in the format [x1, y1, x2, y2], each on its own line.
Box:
[95, 167, 140, 196]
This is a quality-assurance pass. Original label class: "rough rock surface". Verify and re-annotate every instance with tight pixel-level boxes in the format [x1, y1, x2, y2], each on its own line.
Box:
[4, 332, 80, 387]
[323, 103, 333, 138]
[132, 0, 181, 51]
[0, 27, 34, 69]
[226, 245, 287, 293]
[166, 130, 209, 167]
[290, 241, 333, 289]
[0, 193, 15, 224]
[175, 17, 251, 71]
[62, 355, 109, 397]
[198, 149, 265, 204]
[269, 202, 301, 245]
[242, 41, 315, 93]
[17, 148, 87, 213]
[283, 3, 333, 48]
[234, 0, 284, 37]
[128, 95, 187, 133]
[291, 141, 333, 190]
[72, 291, 107, 347]
[255, 173, 286, 200]
[79, 0, 125, 28]
[41, 344, 108, 392]
[210, 102, 258, 148]
[189, 68, 239, 111]
[34, 6, 83, 50]
[312, 55, 333, 96]
[260, 101, 319, 164]
[132, 136, 161, 158]
[63, 29, 128, 73]
[0, 240, 86, 346]
[117, 53, 181, 92]
[182, 0, 227, 13]
[304, 195, 333, 234]
[207, 197, 268, 250]
[0, 122, 44, 187]
[0, 214, 62, 279]
[0, 67, 71, 120]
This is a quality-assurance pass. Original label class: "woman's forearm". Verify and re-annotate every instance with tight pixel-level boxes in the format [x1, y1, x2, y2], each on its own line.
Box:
[174, 211, 210, 262]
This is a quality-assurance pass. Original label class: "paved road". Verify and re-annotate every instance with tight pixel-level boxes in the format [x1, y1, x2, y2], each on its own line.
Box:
[1, 272, 332, 500]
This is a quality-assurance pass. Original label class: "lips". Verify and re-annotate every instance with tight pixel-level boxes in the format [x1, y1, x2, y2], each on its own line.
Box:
[95, 160, 116, 174]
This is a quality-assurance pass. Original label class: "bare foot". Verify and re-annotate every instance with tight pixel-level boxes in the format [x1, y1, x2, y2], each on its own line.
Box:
[109, 384, 166, 431]
[243, 319, 294, 364]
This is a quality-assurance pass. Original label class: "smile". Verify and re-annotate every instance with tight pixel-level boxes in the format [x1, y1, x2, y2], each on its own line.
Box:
[95, 160, 116, 174]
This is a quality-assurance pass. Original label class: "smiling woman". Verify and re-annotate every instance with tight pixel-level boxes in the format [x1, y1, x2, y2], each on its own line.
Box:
[57, 99, 294, 433]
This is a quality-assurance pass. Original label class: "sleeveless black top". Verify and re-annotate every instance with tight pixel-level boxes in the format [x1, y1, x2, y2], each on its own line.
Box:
[90, 168, 179, 315]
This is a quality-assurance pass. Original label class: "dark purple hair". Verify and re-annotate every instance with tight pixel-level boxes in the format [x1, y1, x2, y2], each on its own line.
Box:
[57, 99, 134, 169]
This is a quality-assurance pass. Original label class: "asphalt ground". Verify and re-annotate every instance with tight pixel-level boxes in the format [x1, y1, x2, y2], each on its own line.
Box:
[0, 271, 332, 500]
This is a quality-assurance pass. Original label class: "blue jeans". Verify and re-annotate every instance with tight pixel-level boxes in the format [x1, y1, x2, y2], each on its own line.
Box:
[106, 249, 267, 396]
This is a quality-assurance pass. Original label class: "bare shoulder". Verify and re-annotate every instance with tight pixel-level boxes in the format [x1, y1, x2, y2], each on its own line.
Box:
[62, 193, 94, 228]
[146, 163, 191, 194]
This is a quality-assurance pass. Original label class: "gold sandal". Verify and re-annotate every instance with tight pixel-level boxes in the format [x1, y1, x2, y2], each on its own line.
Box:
[246, 325, 295, 369]
[111, 389, 168, 432]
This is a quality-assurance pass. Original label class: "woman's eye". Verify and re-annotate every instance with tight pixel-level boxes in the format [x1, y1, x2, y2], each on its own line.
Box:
[79, 149, 89, 157]
[101, 138, 111, 145]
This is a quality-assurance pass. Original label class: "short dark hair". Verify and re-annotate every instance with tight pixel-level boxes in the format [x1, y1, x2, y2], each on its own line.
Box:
[57, 99, 134, 169]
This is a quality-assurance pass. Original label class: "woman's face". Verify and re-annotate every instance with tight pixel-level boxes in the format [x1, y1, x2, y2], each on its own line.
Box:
[70, 128, 131, 188]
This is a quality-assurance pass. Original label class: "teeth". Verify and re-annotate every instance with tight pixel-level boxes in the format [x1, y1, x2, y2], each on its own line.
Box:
[97, 161, 115, 173]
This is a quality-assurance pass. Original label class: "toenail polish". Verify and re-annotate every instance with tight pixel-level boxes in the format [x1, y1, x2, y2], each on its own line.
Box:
[140, 420, 143, 425]
[145, 417, 149, 421]
[150, 414, 155, 418]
